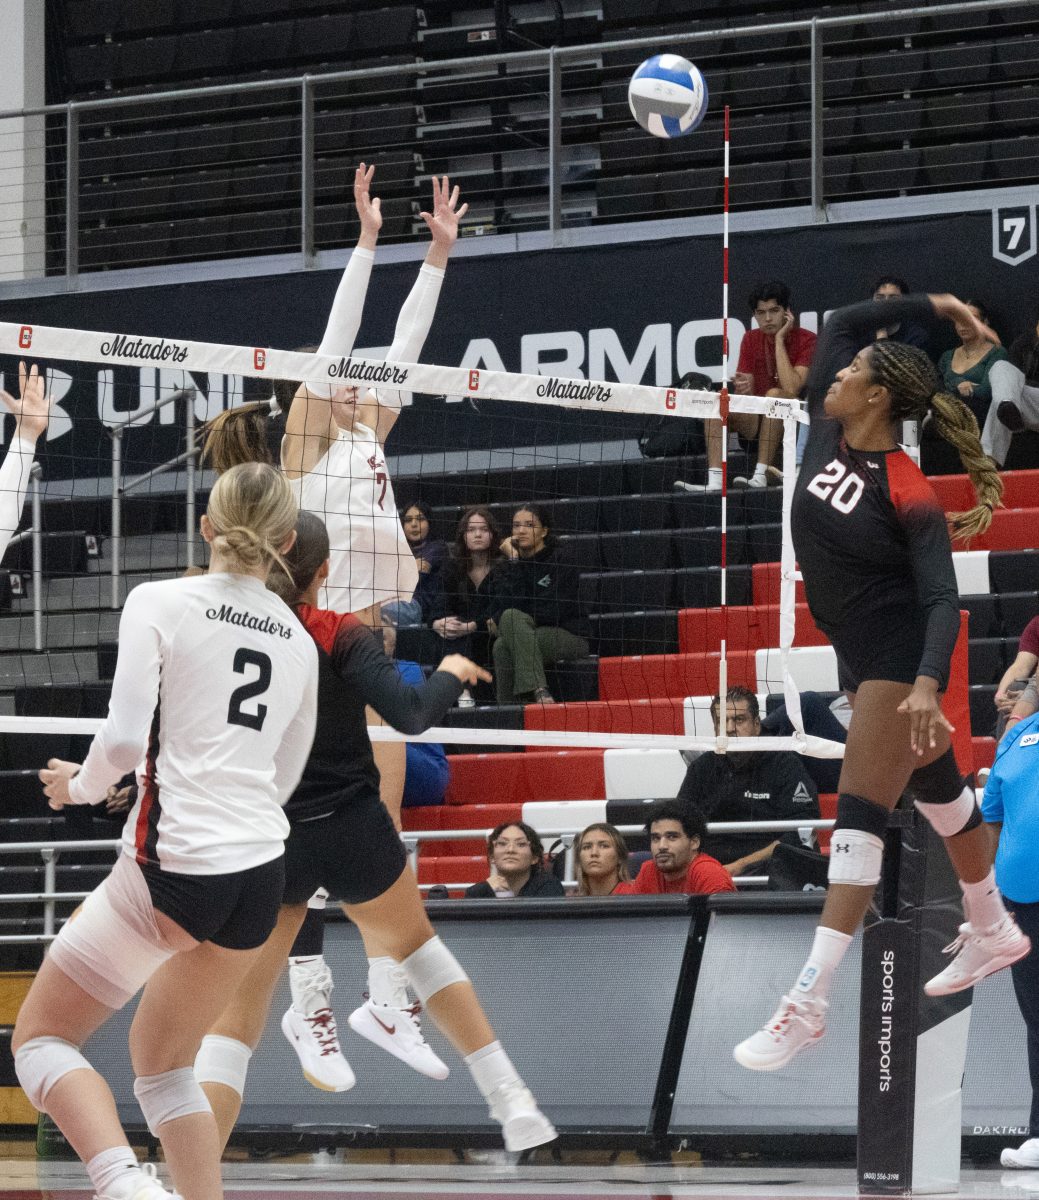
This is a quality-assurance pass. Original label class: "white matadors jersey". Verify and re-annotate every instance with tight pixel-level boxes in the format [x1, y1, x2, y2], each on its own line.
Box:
[68, 573, 318, 875]
[287, 421, 418, 614]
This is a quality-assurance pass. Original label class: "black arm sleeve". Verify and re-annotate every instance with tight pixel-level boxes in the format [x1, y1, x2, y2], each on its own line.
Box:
[804, 296, 938, 419]
[902, 505, 961, 689]
[333, 626, 464, 733]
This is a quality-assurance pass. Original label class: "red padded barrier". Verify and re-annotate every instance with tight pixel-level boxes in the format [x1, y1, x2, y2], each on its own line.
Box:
[444, 751, 604, 805]
[972, 736, 996, 773]
[677, 604, 829, 655]
[417, 856, 487, 885]
[524, 698, 686, 735]
[400, 808, 443, 832]
[947, 612, 973, 779]
[752, 562, 808, 607]
[818, 792, 837, 852]
[956, 508, 1039, 552]
[933, 469, 1039, 513]
[598, 649, 757, 701]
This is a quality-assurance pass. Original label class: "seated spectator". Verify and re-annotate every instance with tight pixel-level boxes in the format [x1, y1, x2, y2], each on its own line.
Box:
[431, 505, 506, 667]
[994, 615, 1039, 740]
[616, 801, 735, 895]
[676, 280, 816, 493]
[678, 686, 820, 878]
[760, 689, 850, 794]
[573, 823, 631, 896]
[382, 501, 448, 627]
[491, 504, 589, 704]
[1002, 671, 1039, 743]
[464, 821, 565, 898]
[984, 308, 1039, 468]
[935, 299, 1008, 437]
[872, 276, 931, 350]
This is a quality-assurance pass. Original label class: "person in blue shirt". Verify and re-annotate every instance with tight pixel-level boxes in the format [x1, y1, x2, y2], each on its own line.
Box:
[982, 711, 1039, 1170]
[396, 657, 450, 807]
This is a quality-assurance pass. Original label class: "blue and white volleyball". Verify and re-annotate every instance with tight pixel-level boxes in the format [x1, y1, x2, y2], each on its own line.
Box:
[628, 54, 708, 139]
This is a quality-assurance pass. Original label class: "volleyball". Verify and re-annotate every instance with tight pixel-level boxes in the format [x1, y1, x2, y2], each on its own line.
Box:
[627, 54, 708, 139]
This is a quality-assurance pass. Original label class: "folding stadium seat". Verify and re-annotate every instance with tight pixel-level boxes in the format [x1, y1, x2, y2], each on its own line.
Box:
[972, 736, 996, 774]
[997, 592, 1039, 639]
[989, 550, 1039, 595]
[66, 43, 119, 92]
[603, 748, 688, 801]
[925, 44, 994, 91]
[671, 491, 724, 531]
[233, 20, 297, 69]
[658, 167, 723, 215]
[171, 214, 232, 261]
[545, 496, 601, 535]
[823, 105, 858, 155]
[174, 29, 236, 73]
[557, 534, 602, 573]
[928, 7, 997, 34]
[579, 570, 674, 614]
[596, 175, 652, 221]
[823, 53, 861, 101]
[546, 657, 600, 703]
[570, 461, 628, 501]
[727, 62, 798, 112]
[991, 84, 1039, 135]
[587, 610, 680, 658]
[960, 593, 1001, 639]
[968, 685, 998, 736]
[600, 530, 673, 572]
[987, 135, 1039, 183]
[65, 0, 123, 37]
[673, 564, 753, 609]
[853, 97, 925, 150]
[853, 1, 925, 41]
[921, 143, 989, 190]
[738, 486, 784, 524]
[968, 638, 1010, 686]
[924, 90, 992, 141]
[859, 48, 926, 97]
[729, 161, 791, 210]
[993, 38, 1039, 84]
[822, 150, 857, 199]
[746, 523, 784, 565]
[227, 209, 296, 256]
[673, 525, 744, 570]
[598, 495, 670, 534]
[853, 147, 922, 194]
[117, 35, 179, 84]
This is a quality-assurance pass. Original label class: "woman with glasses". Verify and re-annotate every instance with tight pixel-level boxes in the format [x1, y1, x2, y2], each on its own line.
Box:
[465, 822, 565, 899]
[491, 505, 589, 705]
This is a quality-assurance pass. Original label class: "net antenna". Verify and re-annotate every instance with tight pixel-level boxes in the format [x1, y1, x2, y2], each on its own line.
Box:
[716, 104, 731, 752]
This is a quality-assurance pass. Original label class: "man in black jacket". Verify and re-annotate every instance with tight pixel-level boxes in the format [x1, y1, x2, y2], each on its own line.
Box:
[678, 686, 820, 877]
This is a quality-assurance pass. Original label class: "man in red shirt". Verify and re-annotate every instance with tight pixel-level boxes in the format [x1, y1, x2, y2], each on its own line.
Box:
[676, 280, 816, 493]
[617, 802, 736, 896]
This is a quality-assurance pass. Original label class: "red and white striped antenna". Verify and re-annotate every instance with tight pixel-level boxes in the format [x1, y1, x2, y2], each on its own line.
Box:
[717, 104, 731, 750]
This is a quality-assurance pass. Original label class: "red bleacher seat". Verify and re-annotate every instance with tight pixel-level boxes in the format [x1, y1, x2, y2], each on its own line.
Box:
[932, 469, 1039, 513]
[416, 855, 487, 886]
[523, 698, 686, 736]
[598, 649, 758, 701]
[677, 604, 829, 655]
[752, 562, 809, 607]
[956, 508, 1039, 552]
[818, 792, 837, 853]
[444, 751, 605, 806]
[972, 736, 996, 774]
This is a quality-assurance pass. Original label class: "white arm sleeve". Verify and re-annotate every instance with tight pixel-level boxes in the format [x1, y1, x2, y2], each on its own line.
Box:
[272, 643, 318, 805]
[374, 263, 446, 410]
[316, 247, 375, 357]
[0, 437, 36, 560]
[68, 588, 164, 805]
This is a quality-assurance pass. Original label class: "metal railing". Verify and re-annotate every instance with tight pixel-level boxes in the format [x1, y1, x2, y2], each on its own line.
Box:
[0, 817, 835, 942]
[0, 0, 1033, 281]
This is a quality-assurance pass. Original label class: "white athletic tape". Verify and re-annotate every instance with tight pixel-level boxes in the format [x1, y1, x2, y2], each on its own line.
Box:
[15, 1036, 92, 1111]
[134, 1067, 212, 1134]
[827, 829, 884, 887]
[0, 320, 807, 424]
[194, 1035, 252, 1097]
[401, 935, 469, 1004]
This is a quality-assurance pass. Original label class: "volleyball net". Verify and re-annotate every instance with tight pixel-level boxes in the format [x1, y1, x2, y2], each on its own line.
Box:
[0, 317, 848, 764]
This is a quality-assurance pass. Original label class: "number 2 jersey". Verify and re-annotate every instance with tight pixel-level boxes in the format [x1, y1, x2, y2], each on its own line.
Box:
[69, 573, 318, 874]
[791, 296, 961, 689]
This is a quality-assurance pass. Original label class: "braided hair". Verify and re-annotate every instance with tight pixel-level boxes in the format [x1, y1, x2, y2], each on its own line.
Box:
[867, 340, 1002, 539]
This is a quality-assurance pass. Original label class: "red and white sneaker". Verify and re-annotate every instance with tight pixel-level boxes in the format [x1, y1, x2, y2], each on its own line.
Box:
[348, 998, 449, 1080]
[733, 991, 827, 1071]
[924, 915, 1031, 996]
[281, 1005, 357, 1092]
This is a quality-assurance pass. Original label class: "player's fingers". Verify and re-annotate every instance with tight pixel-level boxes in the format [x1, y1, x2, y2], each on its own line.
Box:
[456, 202, 469, 220]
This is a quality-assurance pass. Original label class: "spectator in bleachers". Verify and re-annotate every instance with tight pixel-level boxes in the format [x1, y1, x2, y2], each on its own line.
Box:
[1003, 672, 1039, 742]
[677, 281, 816, 493]
[760, 690, 851, 794]
[382, 501, 448, 628]
[615, 802, 735, 895]
[985, 309, 1039, 468]
[490, 505, 589, 705]
[431, 505, 506, 668]
[464, 821, 565, 898]
[936, 299, 1009, 437]
[378, 627, 450, 808]
[872, 276, 931, 351]
[678, 687, 820, 878]
[573, 823, 631, 896]
[994, 615, 1039, 740]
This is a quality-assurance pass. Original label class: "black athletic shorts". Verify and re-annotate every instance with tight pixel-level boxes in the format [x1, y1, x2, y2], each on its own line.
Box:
[831, 614, 927, 692]
[282, 794, 407, 907]
[141, 854, 285, 950]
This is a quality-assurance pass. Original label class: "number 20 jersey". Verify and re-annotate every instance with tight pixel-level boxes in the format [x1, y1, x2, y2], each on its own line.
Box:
[72, 573, 318, 875]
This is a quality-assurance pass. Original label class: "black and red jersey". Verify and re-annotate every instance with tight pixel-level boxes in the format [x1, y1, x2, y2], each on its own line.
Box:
[285, 605, 462, 822]
[792, 297, 961, 689]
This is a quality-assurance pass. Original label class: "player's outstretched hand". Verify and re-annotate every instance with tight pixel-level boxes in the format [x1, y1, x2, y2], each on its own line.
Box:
[897, 678, 954, 757]
[438, 655, 492, 687]
[354, 162, 382, 245]
[420, 175, 469, 249]
[0, 362, 51, 442]
[39, 758, 81, 810]
[928, 294, 1000, 346]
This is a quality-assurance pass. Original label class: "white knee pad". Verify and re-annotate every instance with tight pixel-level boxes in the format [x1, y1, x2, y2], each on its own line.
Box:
[194, 1035, 252, 1098]
[400, 936, 469, 1004]
[14, 1036, 92, 1112]
[50, 856, 176, 1010]
[134, 1067, 212, 1136]
[915, 787, 979, 839]
[827, 829, 884, 887]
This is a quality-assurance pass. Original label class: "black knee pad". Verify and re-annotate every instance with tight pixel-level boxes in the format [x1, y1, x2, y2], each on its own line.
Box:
[835, 792, 890, 840]
[907, 746, 962, 805]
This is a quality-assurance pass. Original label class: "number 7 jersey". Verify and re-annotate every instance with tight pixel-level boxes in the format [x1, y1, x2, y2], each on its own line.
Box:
[69, 572, 318, 875]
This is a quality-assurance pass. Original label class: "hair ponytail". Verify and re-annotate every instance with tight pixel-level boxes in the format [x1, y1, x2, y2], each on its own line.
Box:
[202, 401, 277, 475]
[206, 462, 297, 578]
[868, 340, 1004, 541]
[929, 391, 1003, 539]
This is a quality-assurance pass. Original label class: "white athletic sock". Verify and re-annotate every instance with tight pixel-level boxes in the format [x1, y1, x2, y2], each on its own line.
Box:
[288, 955, 329, 1016]
[464, 1040, 521, 1099]
[961, 870, 1008, 932]
[707, 467, 722, 487]
[86, 1147, 140, 1199]
[752, 463, 768, 482]
[793, 926, 853, 998]
[367, 956, 409, 1008]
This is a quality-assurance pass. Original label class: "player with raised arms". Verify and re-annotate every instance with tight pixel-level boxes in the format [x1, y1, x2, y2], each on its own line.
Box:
[194, 510, 558, 1153]
[0, 362, 53, 559]
[734, 293, 1030, 1071]
[12, 463, 317, 1200]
